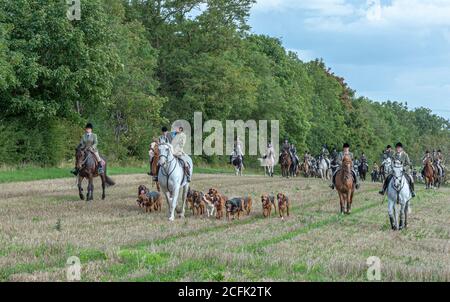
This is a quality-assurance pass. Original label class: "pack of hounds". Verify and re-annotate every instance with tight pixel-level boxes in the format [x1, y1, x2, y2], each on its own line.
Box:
[136, 185, 290, 221]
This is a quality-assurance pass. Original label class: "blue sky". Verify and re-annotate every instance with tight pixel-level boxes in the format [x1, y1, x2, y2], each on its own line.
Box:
[249, 0, 450, 120]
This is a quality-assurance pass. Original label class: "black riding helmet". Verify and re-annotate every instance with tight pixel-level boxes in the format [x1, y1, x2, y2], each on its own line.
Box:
[161, 126, 168, 132]
[343, 143, 350, 149]
[85, 123, 93, 130]
[396, 142, 403, 148]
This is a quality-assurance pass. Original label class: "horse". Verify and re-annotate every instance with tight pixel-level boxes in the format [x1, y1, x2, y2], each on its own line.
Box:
[317, 155, 331, 180]
[371, 169, 379, 182]
[423, 159, 435, 189]
[231, 153, 244, 176]
[335, 155, 355, 215]
[148, 140, 161, 192]
[290, 154, 299, 177]
[300, 158, 310, 177]
[434, 160, 444, 188]
[358, 161, 369, 182]
[387, 160, 412, 231]
[259, 148, 275, 177]
[157, 143, 193, 221]
[280, 150, 292, 178]
[75, 146, 115, 201]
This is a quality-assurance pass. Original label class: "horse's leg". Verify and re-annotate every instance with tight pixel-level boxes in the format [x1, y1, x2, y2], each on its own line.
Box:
[388, 199, 396, 230]
[77, 176, 84, 200]
[180, 185, 188, 218]
[171, 187, 181, 220]
[348, 191, 353, 214]
[101, 174, 106, 200]
[87, 176, 94, 201]
[338, 192, 344, 214]
[163, 191, 174, 221]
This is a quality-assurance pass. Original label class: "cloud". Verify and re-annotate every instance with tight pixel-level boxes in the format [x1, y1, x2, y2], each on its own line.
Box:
[254, 0, 450, 32]
[287, 48, 316, 62]
[253, 0, 355, 16]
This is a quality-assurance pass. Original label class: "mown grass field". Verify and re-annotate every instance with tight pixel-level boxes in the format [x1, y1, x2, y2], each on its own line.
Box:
[0, 172, 449, 282]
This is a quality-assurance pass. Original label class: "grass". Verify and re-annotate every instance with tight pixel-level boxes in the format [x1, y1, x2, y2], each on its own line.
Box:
[0, 173, 449, 281]
[0, 165, 253, 184]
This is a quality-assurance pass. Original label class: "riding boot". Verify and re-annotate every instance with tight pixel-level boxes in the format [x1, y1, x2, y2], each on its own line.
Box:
[408, 175, 416, 198]
[329, 173, 336, 190]
[71, 167, 79, 176]
[98, 163, 104, 174]
[184, 165, 191, 183]
[399, 216, 405, 230]
[352, 170, 360, 189]
[389, 216, 397, 231]
[153, 165, 160, 182]
[379, 175, 391, 195]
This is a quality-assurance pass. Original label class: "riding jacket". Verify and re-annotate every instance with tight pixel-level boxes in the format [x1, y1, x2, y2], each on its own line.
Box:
[80, 133, 98, 151]
[336, 151, 354, 167]
[394, 151, 411, 173]
[172, 132, 186, 157]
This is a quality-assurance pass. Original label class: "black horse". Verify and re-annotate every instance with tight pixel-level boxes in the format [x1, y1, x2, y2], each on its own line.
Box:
[358, 161, 369, 181]
[75, 146, 115, 201]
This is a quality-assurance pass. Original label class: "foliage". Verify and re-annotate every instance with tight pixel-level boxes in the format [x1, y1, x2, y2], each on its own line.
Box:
[0, 0, 448, 166]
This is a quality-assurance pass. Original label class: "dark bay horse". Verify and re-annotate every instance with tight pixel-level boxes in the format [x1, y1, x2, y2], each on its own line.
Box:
[75, 147, 115, 201]
[335, 155, 355, 214]
[280, 150, 292, 178]
[358, 161, 368, 181]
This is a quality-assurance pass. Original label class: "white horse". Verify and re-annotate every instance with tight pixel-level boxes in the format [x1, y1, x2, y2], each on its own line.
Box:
[158, 143, 193, 221]
[387, 161, 412, 231]
[317, 156, 331, 180]
[259, 147, 275, 177]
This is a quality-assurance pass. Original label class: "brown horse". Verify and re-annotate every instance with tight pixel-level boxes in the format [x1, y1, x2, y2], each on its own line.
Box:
[148, 140, 161, 192]
[424, 159, 435, 189]
[335, 155, 355, 214]
[75, 147, 115, 201]
[301, 158, 310, 177]
[280, 150, 292, 178]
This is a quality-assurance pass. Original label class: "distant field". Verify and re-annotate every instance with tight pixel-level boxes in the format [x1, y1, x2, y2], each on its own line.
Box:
[0, 173, 449, 282]
[0, 166, 246, 184]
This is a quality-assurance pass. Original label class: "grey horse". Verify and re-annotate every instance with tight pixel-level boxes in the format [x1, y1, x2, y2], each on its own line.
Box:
[387, 160, 412, 231]
[158, 143, 193, 221]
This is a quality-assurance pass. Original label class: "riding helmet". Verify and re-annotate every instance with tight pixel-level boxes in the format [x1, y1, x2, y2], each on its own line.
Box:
[85, 123, 93, 130]
[396, 142, 403, 148]
[343, 143, 350, 148]
[387, 145, 392, 149]
[161, 126, 168, 132]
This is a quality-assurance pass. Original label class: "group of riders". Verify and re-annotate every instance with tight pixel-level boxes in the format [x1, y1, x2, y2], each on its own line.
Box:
[72, 123, 446, 200]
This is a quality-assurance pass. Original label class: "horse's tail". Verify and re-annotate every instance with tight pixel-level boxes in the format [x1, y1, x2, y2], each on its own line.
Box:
[103, 164, 115, 186]
[105, 175, 115, 186]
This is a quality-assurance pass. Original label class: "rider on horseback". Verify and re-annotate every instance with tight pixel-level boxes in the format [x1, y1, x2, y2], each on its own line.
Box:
[159, 126, 173, 144]
[330, 143, 360, 190]
[230, 137, 244, 166]
[421, 150, 434, 178]
[434, 149, 445, 178]
[382, 145, 394, 161]
[322, 144, 330, 158]
[379, 143, 415, 197]
[172, 126, 191, 183]
[71, 123, 103, 175]
[290, 143, 299, 164]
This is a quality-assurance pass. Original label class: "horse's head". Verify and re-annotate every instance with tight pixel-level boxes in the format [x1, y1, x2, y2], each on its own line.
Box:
[158, 143, 173, 167]
[149, 141, 158, 159]
[75, 145, 85, 169]
[342, 155, 353, 171]
[392, 160, 404, 190]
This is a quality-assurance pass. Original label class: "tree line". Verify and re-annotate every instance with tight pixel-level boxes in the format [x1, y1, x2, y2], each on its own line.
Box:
[1, 0, 449, 167]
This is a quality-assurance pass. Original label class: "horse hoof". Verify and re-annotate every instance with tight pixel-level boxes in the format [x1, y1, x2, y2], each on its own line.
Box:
[168, 216, 175, 222]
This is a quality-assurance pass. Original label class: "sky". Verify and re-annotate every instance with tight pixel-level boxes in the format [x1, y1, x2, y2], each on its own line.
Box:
[249, 0, 450, 120]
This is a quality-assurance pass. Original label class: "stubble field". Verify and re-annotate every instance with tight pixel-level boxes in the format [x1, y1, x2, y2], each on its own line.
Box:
[0, 173, 449, 281]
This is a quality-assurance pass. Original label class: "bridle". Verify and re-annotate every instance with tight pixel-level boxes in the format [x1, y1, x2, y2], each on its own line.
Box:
[158, 144, 179, 188]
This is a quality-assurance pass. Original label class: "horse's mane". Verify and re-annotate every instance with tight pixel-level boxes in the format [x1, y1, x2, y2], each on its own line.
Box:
[342, 155, 352, 164]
